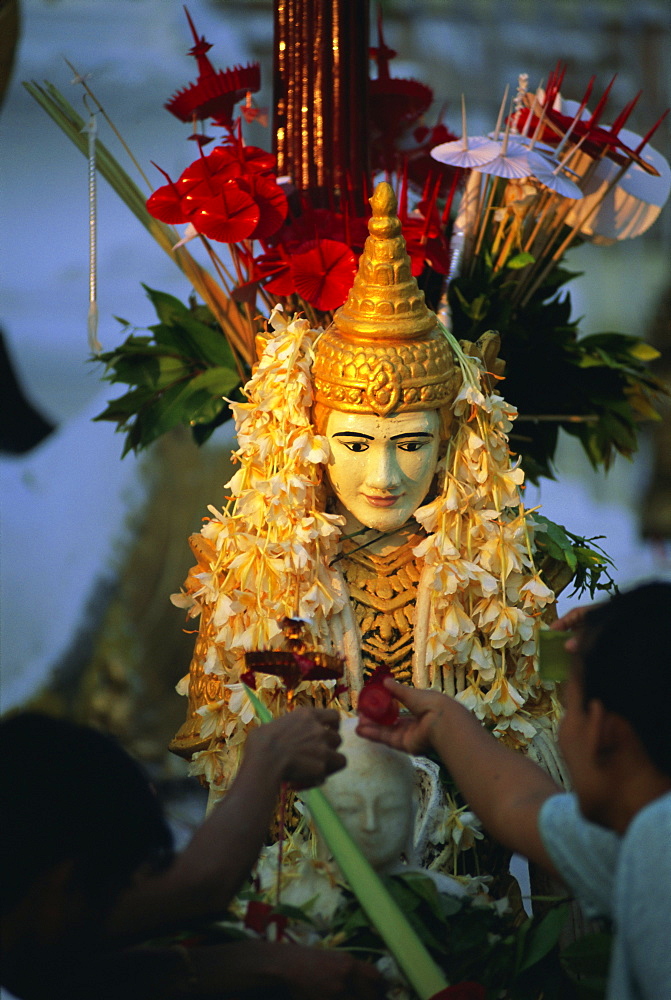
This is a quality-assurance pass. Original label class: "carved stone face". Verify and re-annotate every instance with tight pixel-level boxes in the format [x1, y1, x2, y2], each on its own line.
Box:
[324, 409, 441, 534]
[322, 721, 414, 872]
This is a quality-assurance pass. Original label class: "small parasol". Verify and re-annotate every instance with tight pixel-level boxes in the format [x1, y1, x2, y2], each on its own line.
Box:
[431, 96, 499, 169]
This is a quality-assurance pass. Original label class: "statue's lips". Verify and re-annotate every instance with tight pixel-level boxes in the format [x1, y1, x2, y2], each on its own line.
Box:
[364, 494, 401, 508]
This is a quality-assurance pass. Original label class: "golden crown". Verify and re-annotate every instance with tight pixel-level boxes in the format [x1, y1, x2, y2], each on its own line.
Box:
[312, 182, 458, 417]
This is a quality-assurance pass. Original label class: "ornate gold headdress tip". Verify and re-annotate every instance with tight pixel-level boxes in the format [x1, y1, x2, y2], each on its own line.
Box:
[368, 181, 402, 239]
[312, 180, 459, 418]
[333, 180, 436, 343]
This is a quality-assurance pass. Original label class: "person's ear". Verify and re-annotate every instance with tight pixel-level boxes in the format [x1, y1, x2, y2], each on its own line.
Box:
[586, 699, 629, 765]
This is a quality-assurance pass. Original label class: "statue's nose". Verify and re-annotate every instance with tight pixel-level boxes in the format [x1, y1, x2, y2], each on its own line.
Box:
[360, 801, 379, 832]
[365, 446, 401, 490]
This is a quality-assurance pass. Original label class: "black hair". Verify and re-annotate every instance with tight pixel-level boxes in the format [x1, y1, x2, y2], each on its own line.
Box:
[578, 581, 671, 777]
[0, 713, 174, 916]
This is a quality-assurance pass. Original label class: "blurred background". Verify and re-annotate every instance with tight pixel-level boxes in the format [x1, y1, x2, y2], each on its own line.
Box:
[1, 0, 669, 768]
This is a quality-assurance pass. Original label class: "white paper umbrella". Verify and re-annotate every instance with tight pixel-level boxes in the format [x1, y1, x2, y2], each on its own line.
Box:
[527, 150, 583, 199]
[431, 94, 500, 168]
[564, 132, 671, 242]
[431, 135, 500, 168]
[612, 127, 671, 205]
[476, 139, 533, 179]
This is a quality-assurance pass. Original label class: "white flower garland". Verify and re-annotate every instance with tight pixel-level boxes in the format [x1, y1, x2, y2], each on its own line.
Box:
[415, 329, 559, 748]
[172, 307, 347, 785]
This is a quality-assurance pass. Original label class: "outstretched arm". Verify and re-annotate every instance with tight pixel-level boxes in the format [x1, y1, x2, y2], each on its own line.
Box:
[357, 680, 562, 876]
[110, 707, 345, 938]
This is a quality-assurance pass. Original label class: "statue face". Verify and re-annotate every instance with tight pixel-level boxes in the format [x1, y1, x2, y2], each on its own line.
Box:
[324, 409, 441, 533]
[323, 757, 414, 872]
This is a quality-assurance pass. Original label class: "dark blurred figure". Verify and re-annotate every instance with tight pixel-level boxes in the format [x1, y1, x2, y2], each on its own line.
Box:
[0, 711, 385, 1000]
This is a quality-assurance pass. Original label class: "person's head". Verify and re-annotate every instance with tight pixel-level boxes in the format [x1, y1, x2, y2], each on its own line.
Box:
[312, 181, 459, 533]
[321, 717, 415, 872]
[558, 581, 671, 823]
[0, 713, 173, 946]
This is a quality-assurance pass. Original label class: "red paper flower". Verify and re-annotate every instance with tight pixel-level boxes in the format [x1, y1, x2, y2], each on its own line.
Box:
[402, 215, 451, 277]
[146, 176, 185, 225]
[190, 183, 260, 242]
[147, 142, 288, 244]
[405, 122, 461, 193]
[278, 205, 369, 253]
[238, 173, 289, 241]
[357, 667, 399, 726]
[289, 239, 357, 312]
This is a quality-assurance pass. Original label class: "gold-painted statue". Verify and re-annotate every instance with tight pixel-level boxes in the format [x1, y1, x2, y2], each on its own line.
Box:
[169, 183, 564, 843]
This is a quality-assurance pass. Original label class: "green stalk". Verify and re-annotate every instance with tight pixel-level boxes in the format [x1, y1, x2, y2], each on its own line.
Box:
[243, 685, 449, 1000]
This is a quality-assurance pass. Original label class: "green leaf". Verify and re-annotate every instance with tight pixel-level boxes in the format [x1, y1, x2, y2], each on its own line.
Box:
[560, 931, 612, 992]
[506, 252, 535, 270]
[187, 366, 240, 395]
[628, 341, 660, 361]
[143, 285, 237, 368]
[142, 285, 191, 326]
[515, 904, 568, 975]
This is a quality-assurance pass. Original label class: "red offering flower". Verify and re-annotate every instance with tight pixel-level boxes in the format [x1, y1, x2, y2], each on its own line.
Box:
[357, 666, 399, 726]
[191, 183, 260, 243]
[289, 239, 357, 312]
[238, 172, 289, 241]
[147, 140, 288, 244]
[146, 177, 185, 225]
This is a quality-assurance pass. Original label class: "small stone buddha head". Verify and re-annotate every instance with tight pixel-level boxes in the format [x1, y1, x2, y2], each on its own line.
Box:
[312, 182, 460, 534]
[320, 717, 416, 873]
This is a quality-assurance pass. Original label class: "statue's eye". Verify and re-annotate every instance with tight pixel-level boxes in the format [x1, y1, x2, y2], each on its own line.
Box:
[342, 440, 369, 453]
[398, 440, 427, 452]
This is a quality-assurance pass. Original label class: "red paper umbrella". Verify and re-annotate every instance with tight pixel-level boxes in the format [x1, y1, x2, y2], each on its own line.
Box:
[289, 239, 357, 312]
[191, 183, 260, 243]
[238, 173, 289, 241]
[165, 9, 260, 126]
[166, 63, 261, 126]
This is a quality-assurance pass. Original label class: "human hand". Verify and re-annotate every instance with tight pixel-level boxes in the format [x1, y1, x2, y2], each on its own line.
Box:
[550, 603, 592, 653]
[266, 944, 386, 1000]
[246, 707, 346, 789]
[356, 678, 449, 756]
[182, 940, 386, 999]
[550, 605, 589, 632]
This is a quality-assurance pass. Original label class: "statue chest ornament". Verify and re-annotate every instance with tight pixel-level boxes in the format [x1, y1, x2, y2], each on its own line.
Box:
[337, 531, 424, 683]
